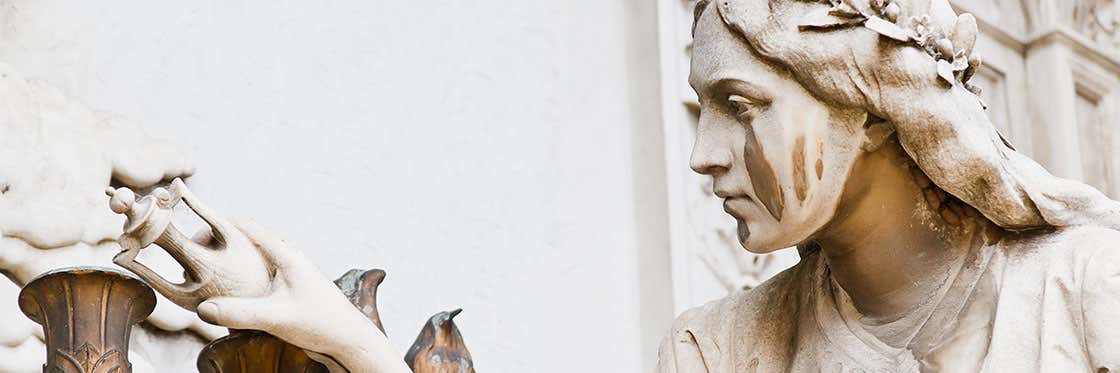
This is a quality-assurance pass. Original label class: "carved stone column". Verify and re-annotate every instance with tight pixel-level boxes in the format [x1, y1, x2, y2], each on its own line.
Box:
[17, 267, 156, 373]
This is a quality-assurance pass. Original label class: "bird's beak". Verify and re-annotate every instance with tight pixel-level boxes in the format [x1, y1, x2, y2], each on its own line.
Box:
[449, 308, 463, 320]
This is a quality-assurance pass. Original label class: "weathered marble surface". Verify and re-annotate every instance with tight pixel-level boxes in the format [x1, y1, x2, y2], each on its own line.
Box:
[0, 63, 219, 372]
[659, 0, 1120, 370]
[660, 226, 1120, 371]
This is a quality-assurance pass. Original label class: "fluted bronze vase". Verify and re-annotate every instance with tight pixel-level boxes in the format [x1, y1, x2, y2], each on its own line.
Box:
[18, 267, 156, 373]
[197, 331, 328, 373]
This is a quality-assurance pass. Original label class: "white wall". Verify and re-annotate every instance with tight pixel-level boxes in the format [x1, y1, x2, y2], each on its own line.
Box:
[0, 0, 671, 371]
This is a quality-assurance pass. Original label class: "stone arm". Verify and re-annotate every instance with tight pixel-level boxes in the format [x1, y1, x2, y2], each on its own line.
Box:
[107, 180, 410, 373]
[1082, 242, 1120, 371]
[197, 221, 411, 373]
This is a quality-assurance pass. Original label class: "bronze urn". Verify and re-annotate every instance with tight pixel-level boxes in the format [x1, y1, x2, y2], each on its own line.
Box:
[196, 331, 328, 373]
[18, 267, 157, 373]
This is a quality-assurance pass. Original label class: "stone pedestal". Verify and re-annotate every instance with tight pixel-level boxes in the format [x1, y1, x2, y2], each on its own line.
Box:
[17, 267, 156, 373]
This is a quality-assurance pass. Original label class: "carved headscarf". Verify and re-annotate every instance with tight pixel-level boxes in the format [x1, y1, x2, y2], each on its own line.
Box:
[697, 0, 1120, 231]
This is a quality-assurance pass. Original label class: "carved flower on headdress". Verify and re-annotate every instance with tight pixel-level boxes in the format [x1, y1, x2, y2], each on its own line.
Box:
[798, 0, 984, 98]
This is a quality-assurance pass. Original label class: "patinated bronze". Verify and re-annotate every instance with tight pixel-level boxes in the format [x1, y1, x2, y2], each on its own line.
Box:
[18, 267, 156, 373]
[197, 331, 328, 373]
[194, 268, 389, 372]
[406, 309, 475, 373]
[334, 268, 387, 334]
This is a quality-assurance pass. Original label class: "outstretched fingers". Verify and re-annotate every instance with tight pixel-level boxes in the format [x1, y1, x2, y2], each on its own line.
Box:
[197, 297, 279, 331]
[190, 227, 215, 246]
[114, 251, 200, 311]
[173, 178, 238, 245]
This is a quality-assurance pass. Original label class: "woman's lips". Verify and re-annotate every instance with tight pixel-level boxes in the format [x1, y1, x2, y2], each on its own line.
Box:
[722, 196, 753, 217]
[723, 197, 753, 243]
[737, 219, 751, 242]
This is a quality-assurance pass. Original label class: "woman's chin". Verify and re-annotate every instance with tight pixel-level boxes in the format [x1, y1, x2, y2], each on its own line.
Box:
[738, 232, 786, 254]
[738, 222, 802, 254]
[740, 241, 786, 254]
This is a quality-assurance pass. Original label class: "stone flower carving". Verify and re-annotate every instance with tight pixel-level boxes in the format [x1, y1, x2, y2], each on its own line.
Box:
[798, 0, 984, 96]
[1074, 0, 1120, 50]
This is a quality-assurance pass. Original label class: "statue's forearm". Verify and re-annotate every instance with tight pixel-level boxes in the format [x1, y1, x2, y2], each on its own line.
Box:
[328, 322, 412, 373]
[107, 181, 414, 372]
[251, 274, 412, 373]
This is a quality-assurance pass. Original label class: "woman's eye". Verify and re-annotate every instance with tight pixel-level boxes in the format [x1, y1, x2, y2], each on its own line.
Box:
[727, 95, 759, 119]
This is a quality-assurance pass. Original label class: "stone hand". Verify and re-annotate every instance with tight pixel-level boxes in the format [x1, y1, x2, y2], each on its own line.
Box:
[107, 178, 271, 312]
[197, 221, 410, 373]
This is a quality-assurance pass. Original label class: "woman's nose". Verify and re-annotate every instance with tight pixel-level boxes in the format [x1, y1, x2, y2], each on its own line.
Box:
[690, 120, 733, 175]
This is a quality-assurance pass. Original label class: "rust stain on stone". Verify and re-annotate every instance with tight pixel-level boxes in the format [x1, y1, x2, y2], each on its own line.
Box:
[792, 136, 808, 202]
[940, 207, 961, 226]
[743, 124, 784, 221]
[815, 140, 825, 180]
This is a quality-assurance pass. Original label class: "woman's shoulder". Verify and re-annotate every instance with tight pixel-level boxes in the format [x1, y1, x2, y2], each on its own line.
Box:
[1018, 225, 1120, 366]
[657, 256, 816, 372]
[1000, 224, 1120, 262]
[997, 224, 1120, 307]
[673, 256, 810, 331]
[1046, 224, 1120, 244]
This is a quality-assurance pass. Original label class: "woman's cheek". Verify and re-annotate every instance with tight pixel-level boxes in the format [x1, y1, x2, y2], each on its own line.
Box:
[742, 115, 785, 221]
[792, 135, 809, 203]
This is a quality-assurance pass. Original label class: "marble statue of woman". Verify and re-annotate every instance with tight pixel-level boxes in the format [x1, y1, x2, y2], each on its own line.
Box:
[100, 0, 1120, 371]
[657, 0, 1120, 371]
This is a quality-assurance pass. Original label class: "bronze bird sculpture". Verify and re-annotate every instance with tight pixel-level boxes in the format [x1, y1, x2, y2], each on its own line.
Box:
[405, 309, 476, 373]
[334, 268, 387, 334]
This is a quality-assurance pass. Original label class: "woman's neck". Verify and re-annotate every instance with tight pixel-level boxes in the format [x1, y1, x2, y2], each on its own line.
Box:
[810, 138, 989, 345]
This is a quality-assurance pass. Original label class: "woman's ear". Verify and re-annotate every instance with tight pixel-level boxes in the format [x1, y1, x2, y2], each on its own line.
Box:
[861, 118, 895, 153]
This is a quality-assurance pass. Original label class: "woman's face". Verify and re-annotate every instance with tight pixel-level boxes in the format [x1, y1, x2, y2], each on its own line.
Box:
[689, 7, 868, 253]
